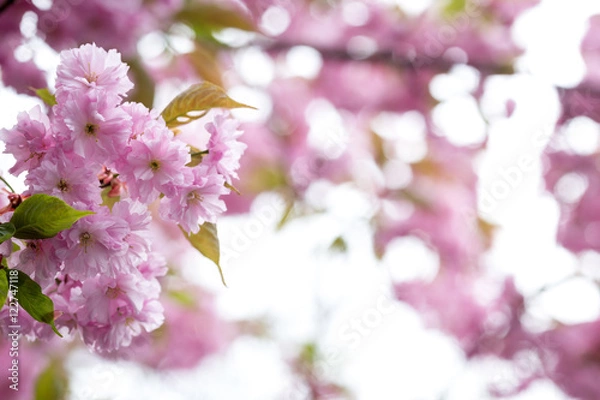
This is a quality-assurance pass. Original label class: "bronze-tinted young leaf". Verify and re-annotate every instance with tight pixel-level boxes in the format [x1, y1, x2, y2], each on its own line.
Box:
[189, 41, 224, 86]
[177, 3, 256, 35]
[161, 81, 255, 128]
[0, 222, 15, 244]
[34, 358, 69, 400]
[33, 88, 57, 107]
[11, 269, 62, 337]
[10, 194, 94, 239]
[181, 222, 227, 286]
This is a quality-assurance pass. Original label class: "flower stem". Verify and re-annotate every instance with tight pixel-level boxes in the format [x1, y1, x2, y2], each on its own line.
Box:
[0, 176, 15, 193]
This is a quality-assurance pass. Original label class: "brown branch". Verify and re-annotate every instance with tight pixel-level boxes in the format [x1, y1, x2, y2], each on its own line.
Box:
[262, 40, 514, 75]
[264, 39, 600, 122]
[0, 0, 16, 15]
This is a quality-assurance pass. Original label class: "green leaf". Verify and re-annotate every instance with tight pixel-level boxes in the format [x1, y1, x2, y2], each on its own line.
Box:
[0, 222, 15, 243]
[100, 187, 120, 210]
[181, 222, 227, 286]
[329, 236, 348, 253]
[34, 359, 69, 400]
[33, 88, 57, 107]
[161, 81, 256, 128]
[10, 194, 94, 240]
[0, 271, 7, 307]
[10, 269, 62, 336]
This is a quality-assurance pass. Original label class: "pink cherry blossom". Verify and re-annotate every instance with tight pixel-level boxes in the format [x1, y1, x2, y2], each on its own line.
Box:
[73, 272, 163, 353]
[0, 105, 55, 175]
[110, 199, 152, 263]
[159, 165, 228, 233]
[119, 124, 191, 202]
[55, 207, 129, 280]
[204, 113, 247, 183]
[110, 291, 234, 369]
[25, 148, 102, 207]
[10, 239, 63, 290]
[57, 90, 132, 163]
[55, 43, 133, 104]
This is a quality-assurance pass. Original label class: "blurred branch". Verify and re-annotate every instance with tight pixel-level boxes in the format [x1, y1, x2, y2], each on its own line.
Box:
[0, 0, 15, 14]
[263, 40, 513, 75]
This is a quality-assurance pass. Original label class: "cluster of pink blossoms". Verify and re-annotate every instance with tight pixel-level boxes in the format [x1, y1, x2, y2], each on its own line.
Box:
[0, 43, 245, 353]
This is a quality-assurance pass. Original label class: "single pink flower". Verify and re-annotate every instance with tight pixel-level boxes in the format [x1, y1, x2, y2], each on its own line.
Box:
[56, 43, 133, 104]
[159, 165, 228, 233]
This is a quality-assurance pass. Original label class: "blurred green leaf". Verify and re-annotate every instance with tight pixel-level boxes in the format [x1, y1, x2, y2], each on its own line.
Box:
[126, 58, 155, 108]
[33, 88, 57, 107]
[247, 164, 288, 193]
[168, 290, 196, 308]
[34, 359, 68, 400]
[443, 0, 467, 16]
[329, 236, 348, 253]
[0, 272, 7, 307]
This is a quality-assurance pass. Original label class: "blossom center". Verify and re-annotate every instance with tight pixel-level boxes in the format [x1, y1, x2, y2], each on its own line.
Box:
[187, 191, 203, 203]
[79, 232, 92, 249]
[57, 178, 70, 192]
[106, 287, 120, 299]
[149, 160, 161, 172]
[85, 123, 98, 137]
[26, 241, 39, 252]
[86, 71, 98, 84]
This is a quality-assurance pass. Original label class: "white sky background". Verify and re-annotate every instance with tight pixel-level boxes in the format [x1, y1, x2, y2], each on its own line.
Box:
[1, 0, 600, 399]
